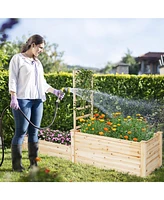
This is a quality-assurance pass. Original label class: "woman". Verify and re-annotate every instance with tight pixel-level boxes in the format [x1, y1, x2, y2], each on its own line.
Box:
[8, 34, 64, 172]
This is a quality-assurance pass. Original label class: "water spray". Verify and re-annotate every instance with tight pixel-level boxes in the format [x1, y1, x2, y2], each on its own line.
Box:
[68, 87, 162, 125]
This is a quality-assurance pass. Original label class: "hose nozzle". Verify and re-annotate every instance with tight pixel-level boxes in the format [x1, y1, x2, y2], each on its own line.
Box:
[61, 87, 71, 94]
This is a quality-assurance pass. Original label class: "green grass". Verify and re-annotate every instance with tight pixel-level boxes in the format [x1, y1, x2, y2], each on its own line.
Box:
[0, 147, 164, 182]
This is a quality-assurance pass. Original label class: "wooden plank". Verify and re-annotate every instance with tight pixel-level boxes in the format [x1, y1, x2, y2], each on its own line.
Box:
[146, 145, 160, 159]
[39, 143, 70, 152]
[75, 147, 141, 163]
[146, 157, 161, 176]
[90, 78, 93, 118]
[158, 131, 163, 167]
[146, 137, 160, 152]
[39, 140, 70, 150]
[75, 136, 140, 150]
[75, 149, 141, 166]
[74, 137, 141, 155]
[76, 114, 91, 120]
[38, 147, 71, 160]
[75, 143, 141, 158]
[76, 105, 91, 110]
[74, 136, 140, 151]
[75, 141, 140, 153]
[75, 155, 141, 176]
[75, 131, 141, 147]
[140, 141, 147, 177]
[146, 153, 160, 169]
[71, 129, 75, 162]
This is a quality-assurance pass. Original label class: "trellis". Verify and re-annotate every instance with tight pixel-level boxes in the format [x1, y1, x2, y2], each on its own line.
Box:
[71, 70, 93, 162]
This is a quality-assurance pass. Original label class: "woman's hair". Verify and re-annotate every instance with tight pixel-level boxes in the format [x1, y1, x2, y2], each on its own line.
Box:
[21, 34, 45, 53]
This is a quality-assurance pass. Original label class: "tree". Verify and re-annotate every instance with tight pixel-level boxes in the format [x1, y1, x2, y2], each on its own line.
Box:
[0, 49, 9, 70]
[0, 35, 65, 73]
[99, 61, 115, 74]
[39, 42, 65, 73]
[121, 48, 139, 75]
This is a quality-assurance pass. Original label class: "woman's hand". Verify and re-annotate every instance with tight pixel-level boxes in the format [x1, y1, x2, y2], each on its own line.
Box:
[10, 95, 19, 110]
[53, 89, 65, 100]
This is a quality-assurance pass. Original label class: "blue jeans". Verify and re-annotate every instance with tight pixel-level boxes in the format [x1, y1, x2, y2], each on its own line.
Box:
[11, 99, 43, 145]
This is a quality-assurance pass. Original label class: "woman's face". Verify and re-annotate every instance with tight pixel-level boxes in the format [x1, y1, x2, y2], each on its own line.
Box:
[31, 43, 44, 57]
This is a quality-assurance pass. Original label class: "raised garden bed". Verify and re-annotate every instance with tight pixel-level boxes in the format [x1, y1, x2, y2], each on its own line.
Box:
[70, 130, 163, 177]
[23, 130, 162, 177]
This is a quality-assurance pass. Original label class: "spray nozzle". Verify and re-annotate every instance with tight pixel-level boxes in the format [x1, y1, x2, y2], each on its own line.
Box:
[61, 87, 71, 94]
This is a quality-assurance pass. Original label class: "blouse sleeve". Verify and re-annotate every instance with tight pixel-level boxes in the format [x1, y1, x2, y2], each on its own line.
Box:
[8, 54, 20, 93]
[43, 76, 51, 93]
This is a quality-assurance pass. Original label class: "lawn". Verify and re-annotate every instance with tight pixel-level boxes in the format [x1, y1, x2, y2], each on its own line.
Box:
[0, 145, 164, 182]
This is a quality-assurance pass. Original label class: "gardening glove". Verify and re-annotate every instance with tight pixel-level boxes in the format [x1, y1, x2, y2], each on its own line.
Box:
[53, 89, 65, 100]
[10, 95, 19, 110]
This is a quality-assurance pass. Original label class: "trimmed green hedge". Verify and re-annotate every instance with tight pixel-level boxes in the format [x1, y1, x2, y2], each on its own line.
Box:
[95, 74, 164, 100]
[0, 71, 164, 147]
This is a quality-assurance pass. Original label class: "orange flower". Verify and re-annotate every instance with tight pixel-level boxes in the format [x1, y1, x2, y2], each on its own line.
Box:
[104, 127, 108, 131]
[107, 121, 112, 126]
[133, 138, 138, 142]
[45, 168, 50, 173]
[35, 157, 41, 162]
[94, 113, 99, 117]
[124, 135, 128, 140]
[99, 132, 104, 136]
[127, 131, 132, 134]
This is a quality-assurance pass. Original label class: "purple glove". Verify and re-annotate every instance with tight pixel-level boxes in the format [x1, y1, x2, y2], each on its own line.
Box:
[10, 96, 19, 110]
[53, 89, 65, 100]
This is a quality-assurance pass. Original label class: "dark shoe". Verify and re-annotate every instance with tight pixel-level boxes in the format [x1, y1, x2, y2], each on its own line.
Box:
[28, 142, 38, 169]
[11, 145, 25, 172]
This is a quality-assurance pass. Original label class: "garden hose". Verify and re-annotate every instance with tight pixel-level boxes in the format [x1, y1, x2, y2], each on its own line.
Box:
[0, 97, 60, 167]
[18, 97, 60, 130]
[0, 105, 8, 167]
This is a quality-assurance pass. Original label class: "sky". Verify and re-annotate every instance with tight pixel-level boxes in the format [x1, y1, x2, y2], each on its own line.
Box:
[2, 17, 164, 69]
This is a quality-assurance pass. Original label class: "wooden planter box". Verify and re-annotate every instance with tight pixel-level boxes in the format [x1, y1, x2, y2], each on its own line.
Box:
[71, 130, 163, 177]
[23, 131, 163, 177]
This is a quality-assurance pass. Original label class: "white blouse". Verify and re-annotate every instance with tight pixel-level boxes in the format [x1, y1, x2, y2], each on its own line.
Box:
[9, 53, 51, 102]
